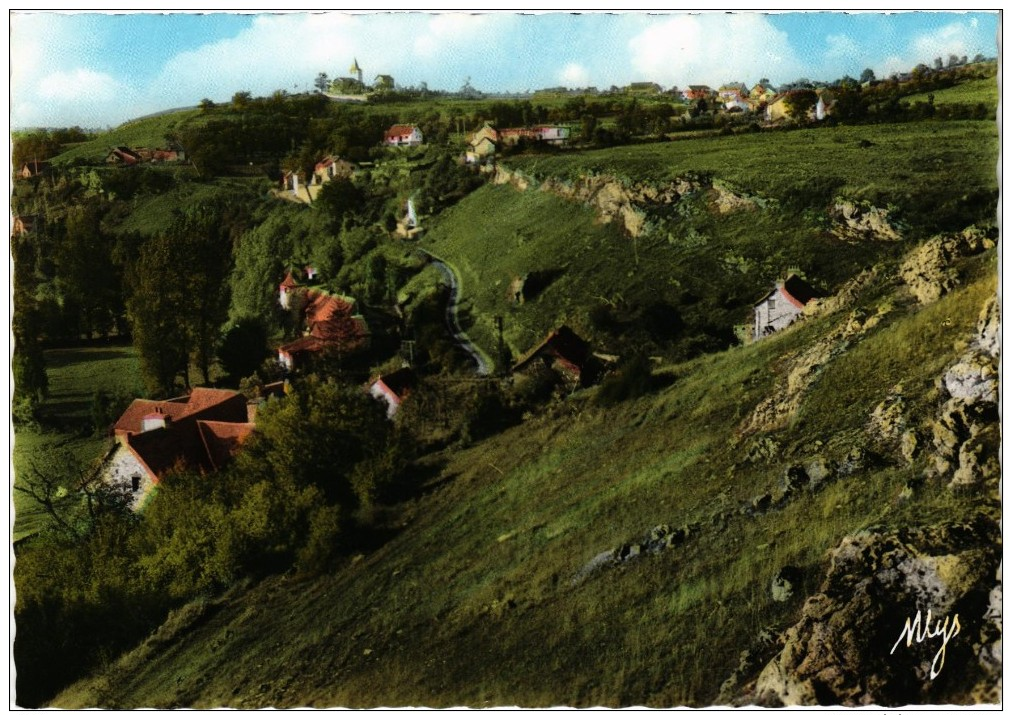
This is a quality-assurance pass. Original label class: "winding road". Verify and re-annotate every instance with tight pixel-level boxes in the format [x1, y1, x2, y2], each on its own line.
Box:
[418, 250, 493, 376]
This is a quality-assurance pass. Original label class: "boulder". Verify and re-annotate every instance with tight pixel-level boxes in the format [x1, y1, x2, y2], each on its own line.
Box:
[771, 566, 801, 602]
[751, 516, 1001, 706]
[899, 227, 994, 304]
[830, 201, 902, 242]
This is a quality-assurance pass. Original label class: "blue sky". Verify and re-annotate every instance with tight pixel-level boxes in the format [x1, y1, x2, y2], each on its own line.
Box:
[10, 11, 1000, 129]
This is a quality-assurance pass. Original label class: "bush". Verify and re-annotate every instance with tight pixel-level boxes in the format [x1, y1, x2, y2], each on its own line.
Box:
[295, 503, 342, 574]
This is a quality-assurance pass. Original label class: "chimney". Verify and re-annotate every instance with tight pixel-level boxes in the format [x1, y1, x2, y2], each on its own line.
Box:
[141, 407, 171, 432]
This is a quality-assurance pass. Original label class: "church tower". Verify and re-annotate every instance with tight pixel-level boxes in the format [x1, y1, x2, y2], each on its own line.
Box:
[349, 58, 363, 84]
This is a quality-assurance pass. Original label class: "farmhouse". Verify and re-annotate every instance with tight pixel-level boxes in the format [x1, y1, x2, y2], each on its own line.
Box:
[369, 367, 417, 418]
[312, 155, 355, 185]
[11, 215, 35, 238]
[513, 325, 600, 387]
[99, 387, 255, 508]
[681, 85, 715, 101]
[106, 146, 143, 165]
[752, 274, 819, 340]
[384, 124, 424, 147]
[465, 123, 500, 163]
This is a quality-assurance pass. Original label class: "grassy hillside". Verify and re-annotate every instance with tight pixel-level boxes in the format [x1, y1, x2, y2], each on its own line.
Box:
[903, 76, 999, 112]
[504, 120, 998, 233]
[50, 248, 998, 708]
[52, 109, 202, 164]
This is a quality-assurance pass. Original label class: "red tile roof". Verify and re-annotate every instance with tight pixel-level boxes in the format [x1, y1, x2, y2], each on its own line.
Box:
[514, 325, 591, 375]
[373, 367, 416, 403]
[197, 420, 255, 470]
[385, 124, 419, 140]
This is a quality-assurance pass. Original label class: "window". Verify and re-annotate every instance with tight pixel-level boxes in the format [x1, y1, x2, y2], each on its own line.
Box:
[769, 297, 776, 310]
[131, 476, 141, 492]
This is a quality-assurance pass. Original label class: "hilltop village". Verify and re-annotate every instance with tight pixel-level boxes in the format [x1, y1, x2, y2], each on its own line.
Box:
[11, 51, 1000, 710]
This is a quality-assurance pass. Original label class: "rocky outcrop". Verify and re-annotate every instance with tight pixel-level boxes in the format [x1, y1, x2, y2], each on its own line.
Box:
[750, 516, 1002, 706]
[829, 201, 903, 242]
[926, 296, 1000, 488]
[493, 166, 757, 238]
[571, 523, 698, 585]
[899, 227, 996, 304]
[741, 304, 891, 434]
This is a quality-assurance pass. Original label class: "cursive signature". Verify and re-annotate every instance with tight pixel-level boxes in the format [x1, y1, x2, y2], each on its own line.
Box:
[890, 608, 960, 680]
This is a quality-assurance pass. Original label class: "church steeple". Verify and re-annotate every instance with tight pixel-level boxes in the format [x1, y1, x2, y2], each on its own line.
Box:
[349, 58, 363, 84]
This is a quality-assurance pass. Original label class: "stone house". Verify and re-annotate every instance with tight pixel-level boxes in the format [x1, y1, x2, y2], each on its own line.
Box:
[752, 274, 819, 340]
[98, 387, 255, 508]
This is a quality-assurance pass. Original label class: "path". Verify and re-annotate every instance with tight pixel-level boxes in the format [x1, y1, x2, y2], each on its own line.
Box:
[418, 250, 493, 375]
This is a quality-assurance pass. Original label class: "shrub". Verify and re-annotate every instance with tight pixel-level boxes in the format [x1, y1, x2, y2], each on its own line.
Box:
[594, 353, 654, 406]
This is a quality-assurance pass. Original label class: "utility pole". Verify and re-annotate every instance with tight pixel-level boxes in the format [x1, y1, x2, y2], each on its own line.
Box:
[495, 315, 506, 376]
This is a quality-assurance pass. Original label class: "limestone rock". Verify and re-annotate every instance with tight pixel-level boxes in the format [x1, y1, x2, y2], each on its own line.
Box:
[771, 566, 801, 602]
[830, 201, 902, 242]
[751, 516, 1001, 706]
[899, 227, 994, 304]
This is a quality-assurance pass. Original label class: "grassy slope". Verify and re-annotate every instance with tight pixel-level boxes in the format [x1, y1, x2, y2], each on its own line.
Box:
[51, 254, 997, 708]
[53, 109, 202, 164]
[505, 120, 998, 217]
[903, 76, 999, 111]
[13, 345, 146, 541]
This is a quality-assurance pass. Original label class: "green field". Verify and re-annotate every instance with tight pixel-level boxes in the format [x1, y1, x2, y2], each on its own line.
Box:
[13, 344, 147, 541]
[904, 76, 999, 112]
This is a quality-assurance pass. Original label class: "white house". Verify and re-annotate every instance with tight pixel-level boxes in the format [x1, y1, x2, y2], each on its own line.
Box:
[369, 367, 416, 418]
[384, 124, 424, 147]
[753, 275, 819, 340]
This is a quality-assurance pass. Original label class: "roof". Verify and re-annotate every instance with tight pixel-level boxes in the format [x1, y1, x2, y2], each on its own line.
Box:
[385, 124, 420, 140]
[280, 270, 299, 289]
[113, 388, 247, 436]
[373, 367, 416, 402]
[197, 420, 256, 470]
[514, 325, 591, 374]
[754, 274, 820, 309]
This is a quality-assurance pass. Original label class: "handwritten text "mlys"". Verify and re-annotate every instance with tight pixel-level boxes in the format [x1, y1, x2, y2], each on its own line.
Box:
[890, 608, 961, 680]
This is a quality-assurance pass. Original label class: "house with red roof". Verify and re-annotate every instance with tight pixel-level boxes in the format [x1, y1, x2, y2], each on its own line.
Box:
[752, 274, 820, 340]
[369, 367, 417, 418]
[18, 160, 50, 179]
[513, 325, 600, 387]
[105, 146, 143, 165]
[100, 387, 256, 508]
[278, 290, 370, 371]
[384, 124, 424, 147]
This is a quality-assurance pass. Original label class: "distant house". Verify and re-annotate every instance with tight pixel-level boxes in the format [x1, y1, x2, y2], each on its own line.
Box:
[681, 85, 715, 101]
[395, 198, 422, 238]
[278, 267, 320, 309]
[764, 94, 790, 122]
[749, 83, 777, 102]
[311, 155, 355, 186]
[497, 125, 570, 147]
[752, 275, 819, 340]
[384, 124, 424, 147]
[278, 290, 370, 371]
[718, 83, 748, 101]
[465, 123, 500, 163]
[724, 98, 751, 113]
[373, 74, 395, 91]
[18, 160, 50, 178]
[369, 367, 417, 418]
[513, 325, 600, 387]
[99, 387, 255, 508]
[106, 146, 143, 165]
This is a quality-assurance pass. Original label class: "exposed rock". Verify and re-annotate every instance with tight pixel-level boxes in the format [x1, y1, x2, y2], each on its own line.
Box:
[741, 308, 886, 434]
[771, 566, 802, 602]
[752, 493, 773, 512]
[751, 516, 1002, 706]
[926, 295, 1001, 487]
[900, 430, 920, 464]
[493, 166, 761, 238]
[830, 201, 902, 242]
[899, 227, 995, 304]
[869, 386, 907, 445]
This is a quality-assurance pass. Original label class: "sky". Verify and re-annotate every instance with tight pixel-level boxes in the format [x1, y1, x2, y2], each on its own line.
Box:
[9, 10, 1001, 129]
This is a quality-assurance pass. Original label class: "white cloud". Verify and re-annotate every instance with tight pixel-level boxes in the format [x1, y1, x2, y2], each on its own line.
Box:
[560, 62, 590, 87]
[38, 68, 122, 101]
[628, 14, 802, 89]
[911, 21, 975, 62]
[825, 33, 860, 62]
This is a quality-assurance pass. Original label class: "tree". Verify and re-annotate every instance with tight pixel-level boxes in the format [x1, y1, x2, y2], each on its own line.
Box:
[933, 57, 943, 70]
[860, 67, 876, 84]
[199, 97, 216, 112]
[218, 319, 269, 381]
[314, 72, 330, 93]
[784, 90, 818, 121]
[232, 90, 253, 110]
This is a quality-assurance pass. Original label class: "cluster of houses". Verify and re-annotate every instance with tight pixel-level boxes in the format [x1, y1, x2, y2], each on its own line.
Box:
[464, 122, 571, 163]
[681, 82, 837, 122]
[280, 154, 357, 203]
[276, 267, 371, 371]
[105, 145, 185, 165]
